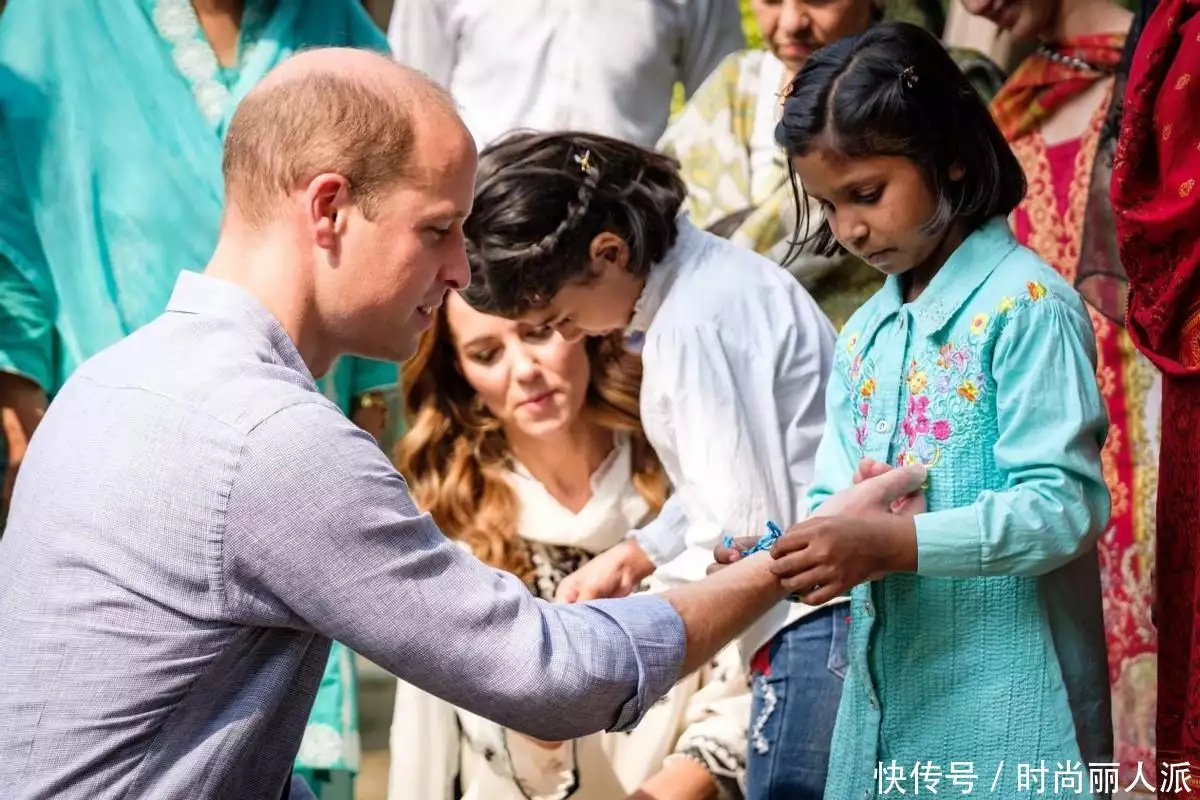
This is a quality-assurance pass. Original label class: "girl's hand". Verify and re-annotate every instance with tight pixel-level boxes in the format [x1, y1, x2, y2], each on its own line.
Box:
[851, 457, 927, 517]
[555, 539, 654, 602]
[768, 514, 918, 606]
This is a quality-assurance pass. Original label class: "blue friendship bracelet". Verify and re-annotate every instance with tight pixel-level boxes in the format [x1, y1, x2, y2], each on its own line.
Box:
[722, 521, 806, 604]
[722, 520, 785, 557]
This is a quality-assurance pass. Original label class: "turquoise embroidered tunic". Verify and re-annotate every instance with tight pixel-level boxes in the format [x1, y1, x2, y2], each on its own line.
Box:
[809, 219, 1113, 799]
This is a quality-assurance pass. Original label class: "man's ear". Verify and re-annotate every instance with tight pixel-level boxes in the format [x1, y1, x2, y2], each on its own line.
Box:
[307, 173, 353, 252]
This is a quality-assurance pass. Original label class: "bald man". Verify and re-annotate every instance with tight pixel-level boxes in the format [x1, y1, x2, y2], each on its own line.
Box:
[0, 49, 924, 800]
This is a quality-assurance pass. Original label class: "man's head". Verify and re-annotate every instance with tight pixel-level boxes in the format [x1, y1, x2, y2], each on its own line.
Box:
[221, 48, 475, 365]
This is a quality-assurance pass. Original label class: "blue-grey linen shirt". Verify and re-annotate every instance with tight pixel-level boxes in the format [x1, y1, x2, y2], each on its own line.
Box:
[0, 272, 685, 800]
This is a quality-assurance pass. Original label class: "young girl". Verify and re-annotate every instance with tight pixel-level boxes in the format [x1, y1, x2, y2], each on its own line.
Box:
[766, 21, 1113, 798]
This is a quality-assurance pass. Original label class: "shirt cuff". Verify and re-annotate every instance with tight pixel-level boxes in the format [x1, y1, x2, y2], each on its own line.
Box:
[914, 504, 983, 577]
[633, 518, 687, 567]
[586, 595, 685, 732]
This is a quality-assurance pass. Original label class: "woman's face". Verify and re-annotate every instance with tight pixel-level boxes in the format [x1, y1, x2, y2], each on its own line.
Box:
[445, 293, 593, 439]
[959, 0, 1056, 42]
[753, 0, 876, 76]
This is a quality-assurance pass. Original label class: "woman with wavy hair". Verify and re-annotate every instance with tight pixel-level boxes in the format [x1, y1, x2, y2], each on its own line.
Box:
[387, 293, 751, 800]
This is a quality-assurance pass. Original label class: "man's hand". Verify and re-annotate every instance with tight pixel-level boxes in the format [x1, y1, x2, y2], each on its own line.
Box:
[556, 538, 656, 603]
[0, 372, 46, 511]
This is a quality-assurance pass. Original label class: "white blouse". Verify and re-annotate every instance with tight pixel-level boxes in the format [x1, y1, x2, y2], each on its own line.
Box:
[628, 218, 844, 663]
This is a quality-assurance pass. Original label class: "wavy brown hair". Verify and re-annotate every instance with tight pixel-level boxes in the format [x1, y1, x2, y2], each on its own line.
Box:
[395, 307, 669, 582]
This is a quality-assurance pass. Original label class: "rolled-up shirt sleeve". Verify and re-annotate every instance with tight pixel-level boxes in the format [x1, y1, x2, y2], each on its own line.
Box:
[221, 401, 685, 739]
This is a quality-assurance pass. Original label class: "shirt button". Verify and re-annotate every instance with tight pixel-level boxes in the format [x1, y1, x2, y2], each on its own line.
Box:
[868, 691, 879, 710]
[898, 315, 907, 330]
[865, 599, 875, 617]
[875, 420, 889, 434]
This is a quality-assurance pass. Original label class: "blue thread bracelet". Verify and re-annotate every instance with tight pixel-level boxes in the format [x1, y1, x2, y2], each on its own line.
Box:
[722, 520, 785, 557]
[722, 521, 806, 603]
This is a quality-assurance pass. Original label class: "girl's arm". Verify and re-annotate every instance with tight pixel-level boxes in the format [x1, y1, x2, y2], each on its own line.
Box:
[914, 294, 1110, 577]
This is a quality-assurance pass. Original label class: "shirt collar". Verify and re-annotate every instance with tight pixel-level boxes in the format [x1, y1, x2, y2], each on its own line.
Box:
[623, 216, 707, 352]
[866, 217, 1018, 340]
[165, 271, 316, 385]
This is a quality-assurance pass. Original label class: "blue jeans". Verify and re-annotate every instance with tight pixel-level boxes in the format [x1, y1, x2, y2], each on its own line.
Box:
[745, 605, 849, 800]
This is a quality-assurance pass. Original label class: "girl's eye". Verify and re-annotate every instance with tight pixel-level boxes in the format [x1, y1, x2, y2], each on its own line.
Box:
[852, 189, 881, 205]
[524, 325, 554, 341]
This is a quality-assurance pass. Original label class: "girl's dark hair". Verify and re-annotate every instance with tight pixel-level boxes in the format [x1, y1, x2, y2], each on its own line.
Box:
[461, 131, 687, 317]
[776, 21, 1026, 259]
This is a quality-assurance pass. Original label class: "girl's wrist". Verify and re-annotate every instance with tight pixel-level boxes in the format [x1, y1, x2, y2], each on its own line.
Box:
[881, 515, 919, 573]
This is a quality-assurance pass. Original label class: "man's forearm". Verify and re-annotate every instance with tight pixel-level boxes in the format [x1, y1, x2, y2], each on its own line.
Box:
[663, 553, 785, 677]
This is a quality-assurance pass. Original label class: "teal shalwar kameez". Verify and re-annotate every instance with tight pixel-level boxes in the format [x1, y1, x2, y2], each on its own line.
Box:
[809, 219, 1113, 799]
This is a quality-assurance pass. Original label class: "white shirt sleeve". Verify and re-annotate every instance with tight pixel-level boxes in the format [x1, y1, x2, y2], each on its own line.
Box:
[387, 0, 457, 87]
[678, 0, 747, 97]
[636, 318, 827, 572]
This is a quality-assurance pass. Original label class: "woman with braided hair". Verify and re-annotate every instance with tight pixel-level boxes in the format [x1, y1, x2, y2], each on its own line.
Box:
[461, 130, 849, 799]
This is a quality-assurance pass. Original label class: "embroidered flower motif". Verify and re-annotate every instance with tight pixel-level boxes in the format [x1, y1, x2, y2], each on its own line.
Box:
[932, 419, 952, 441]
[1179, 73, 1193, 91]
[957, 379, 980, 403]
[935, 374, 952, 394]
[936, 342, 972, 373]
[901, 395, 931, 446]
[1182, 179, 1196, 199]
[907, 368, 928, 395]
[970, 313, 989, 335]
[998, 296, 1016, 313]
[1164, 123, 1174, 141]
[855, 423, 867, 446]
[1027, 281, 1048, 301]
[846, 332, 859, 353]
[849, 354, 863, 381]
[860, 378, 876, 398]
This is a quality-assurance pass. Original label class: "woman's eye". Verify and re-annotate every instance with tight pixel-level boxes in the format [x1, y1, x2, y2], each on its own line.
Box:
[525, 325, 554, 341]
[468, 349, 498, 365]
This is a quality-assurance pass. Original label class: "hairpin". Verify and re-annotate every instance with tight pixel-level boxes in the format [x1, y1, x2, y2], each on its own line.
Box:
[574, 150, 593, 173]
[899, 65, 919, 91]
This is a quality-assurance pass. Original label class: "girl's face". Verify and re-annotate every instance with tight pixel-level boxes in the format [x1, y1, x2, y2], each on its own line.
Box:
[958, 0, 1056, 42]
[445, 293, 593, 438]
[522, 233, 645, 343]
[791, 146, 956, 277]
[753, 0, 876, 76]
